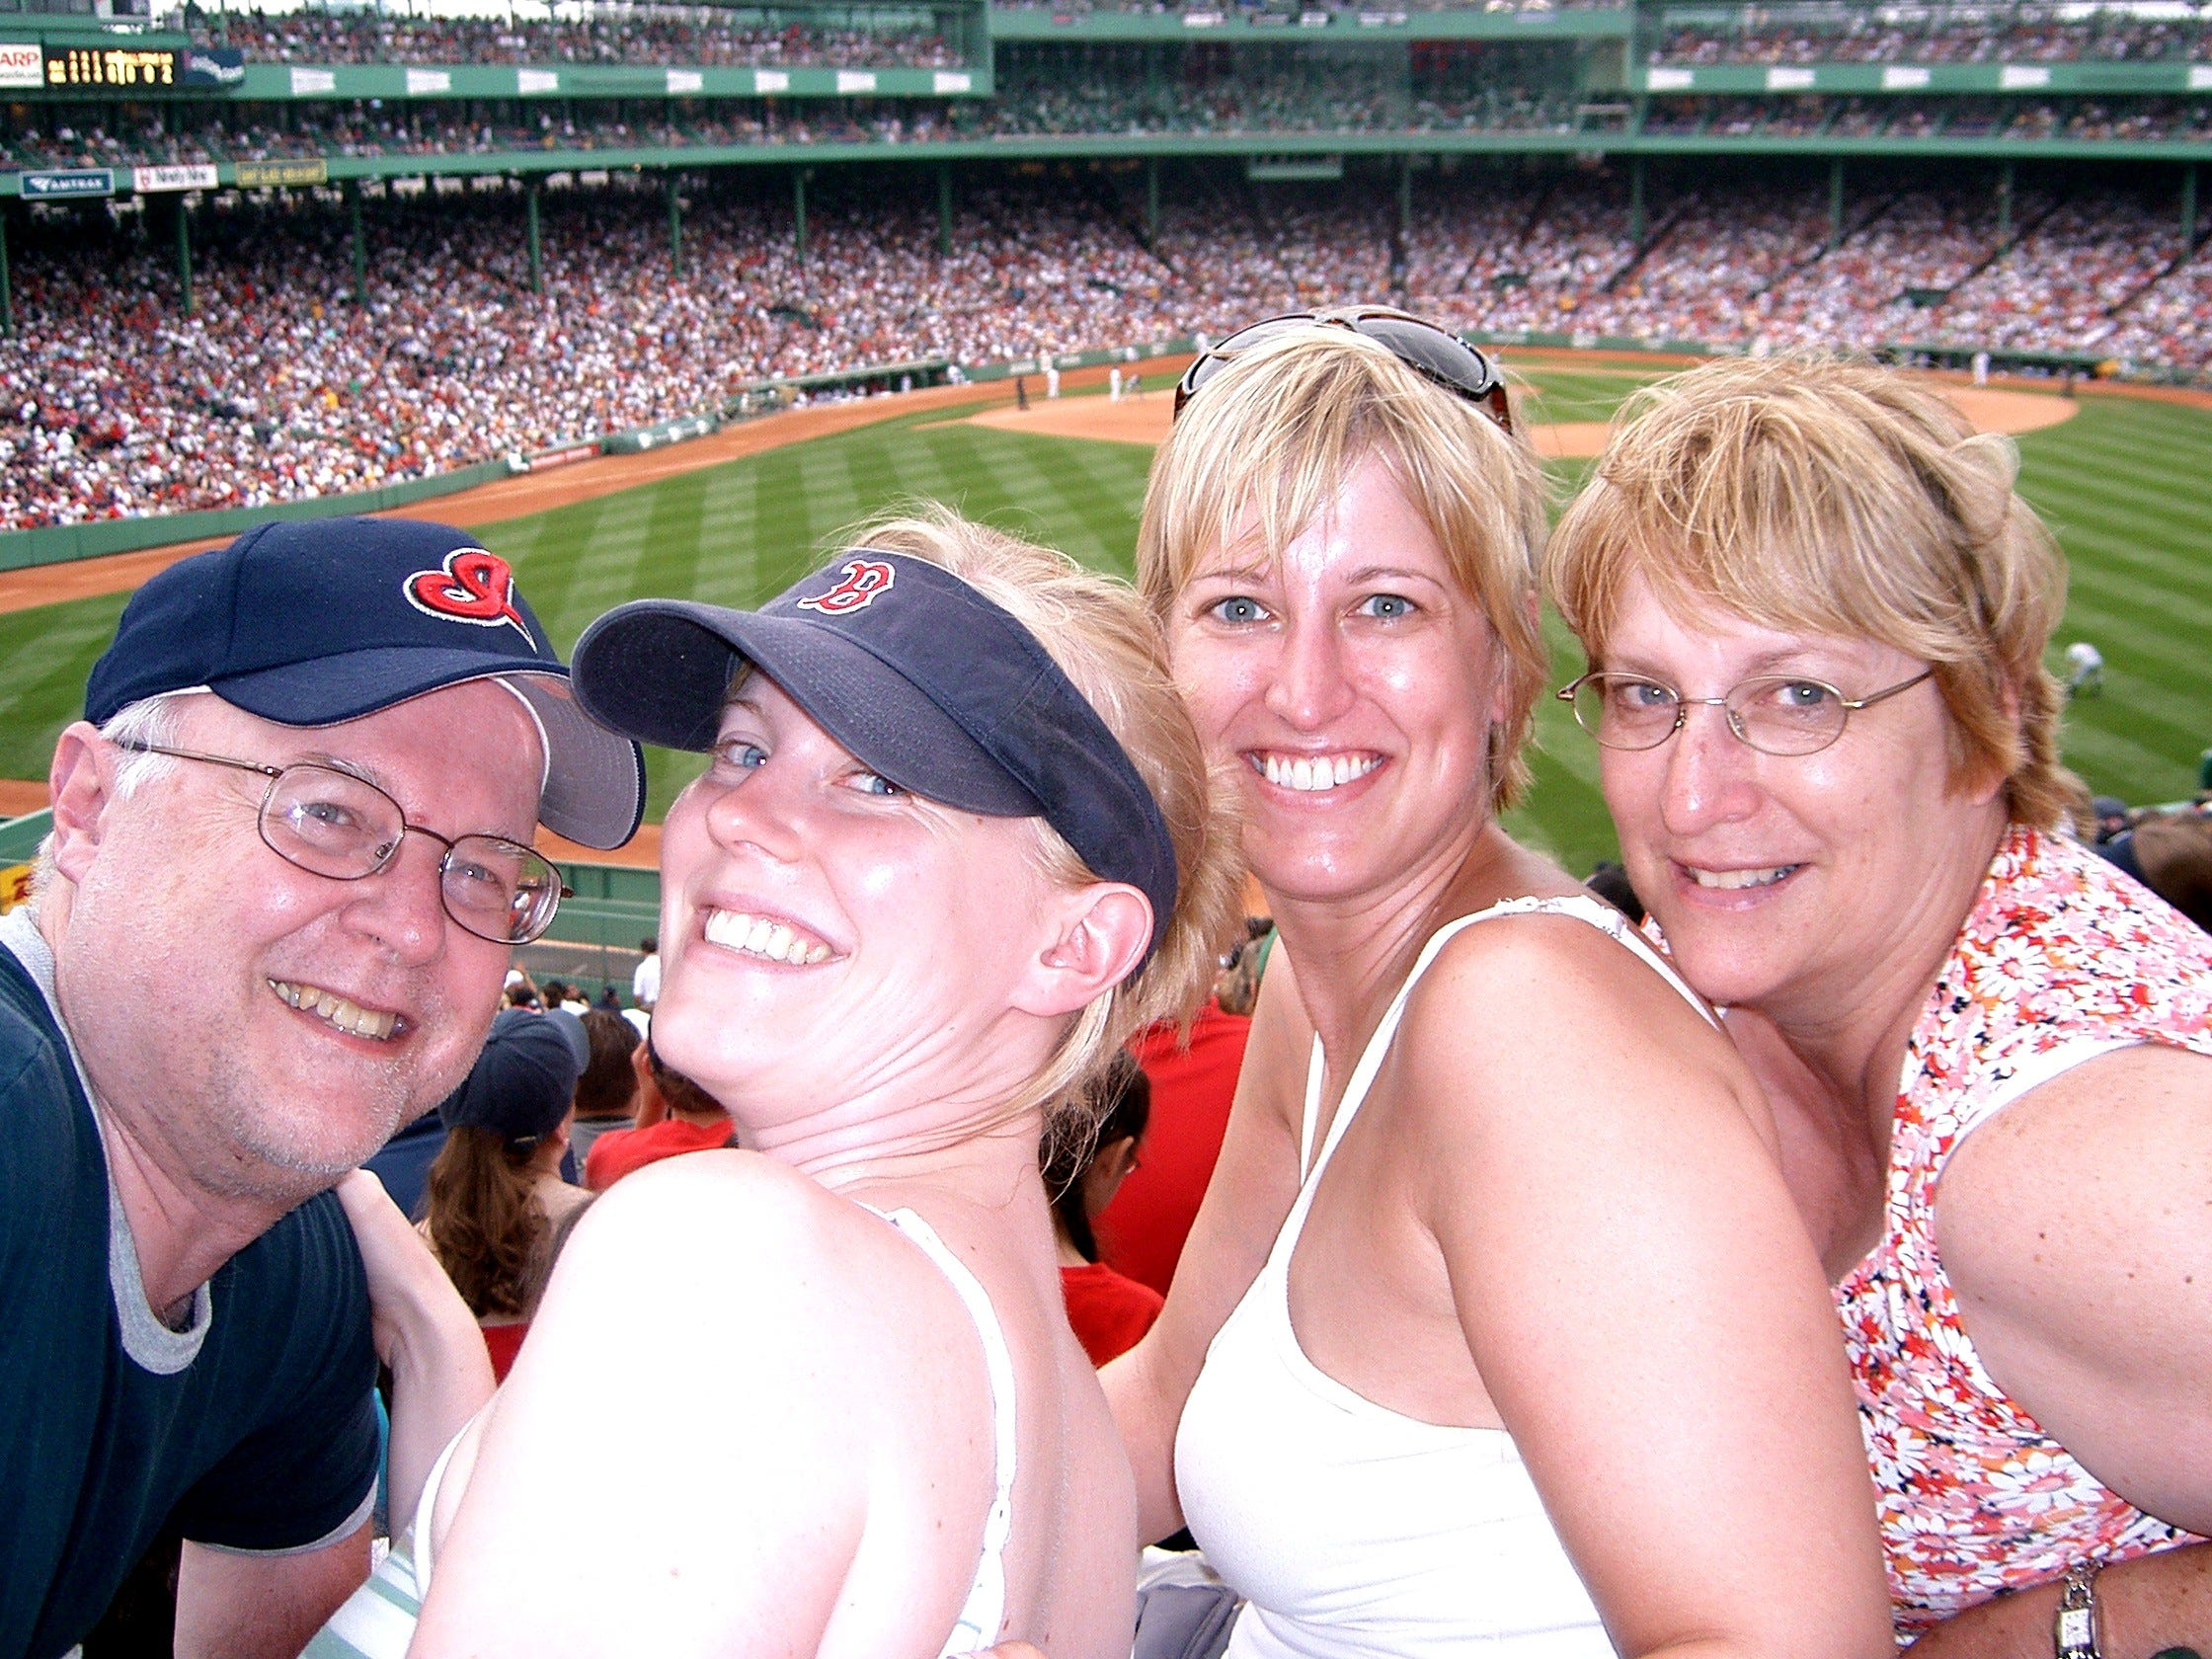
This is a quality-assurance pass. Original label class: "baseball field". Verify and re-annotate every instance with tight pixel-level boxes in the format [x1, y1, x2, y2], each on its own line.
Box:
[1, 357, 2207, 883]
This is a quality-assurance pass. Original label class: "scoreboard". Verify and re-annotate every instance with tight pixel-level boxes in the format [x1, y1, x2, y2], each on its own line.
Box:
[43, 45, 182, 88]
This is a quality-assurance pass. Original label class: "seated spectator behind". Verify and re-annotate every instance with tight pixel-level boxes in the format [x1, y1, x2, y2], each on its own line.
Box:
[567, 1008, 643, 1171]
[2122, 809, 2212, 934]
[422, 1009, 593, 1382]
[1585, 858, 1646, 925]
[581, 1041, 732, 1191]
[1048, 1054, 1164, 1366]
[1094, 973, 1252, 1301]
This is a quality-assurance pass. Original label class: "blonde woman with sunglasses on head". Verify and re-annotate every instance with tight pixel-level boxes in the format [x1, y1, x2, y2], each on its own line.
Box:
[1107, 312, 1892, 1659]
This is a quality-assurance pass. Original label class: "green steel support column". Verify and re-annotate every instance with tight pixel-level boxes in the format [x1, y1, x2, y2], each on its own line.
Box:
[667, 173, 681, 279]
[794, 168, 808, 267]
[175, 197, 194, 317]
[347, 178, 366, 303]
[1629, 156, 1647, 245]
[1828, 156, 1845, 248]
[0, 206, 12, 339]
[1397, 156, 1411, 241]
[2184, 163, 2199, 249]
[526, 175, 542, 294]
[938, 165, 953, 257]
[1997, 162, 2014, 242]
[1146, 157, 1159, 240]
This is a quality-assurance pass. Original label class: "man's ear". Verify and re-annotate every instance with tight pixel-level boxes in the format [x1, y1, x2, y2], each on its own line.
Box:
[1013, 884, 1154, 1020]
[46, 722, 118, 886]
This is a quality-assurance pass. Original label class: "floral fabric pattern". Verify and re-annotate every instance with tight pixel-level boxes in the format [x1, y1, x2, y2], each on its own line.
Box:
[1842, 824, 2212, 1637]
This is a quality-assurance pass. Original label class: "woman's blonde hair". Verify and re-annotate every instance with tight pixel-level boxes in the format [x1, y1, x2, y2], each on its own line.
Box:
[835, 507, 1247, 1144]
[1546, 353, 2082, 830]
[1136, 326, 1550, 811]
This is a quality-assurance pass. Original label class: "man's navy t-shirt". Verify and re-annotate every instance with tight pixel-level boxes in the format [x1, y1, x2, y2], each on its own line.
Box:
[0, 914, 377, 1659]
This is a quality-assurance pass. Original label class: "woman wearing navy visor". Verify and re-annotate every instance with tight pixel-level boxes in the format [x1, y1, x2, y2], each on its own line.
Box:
[317, 509, 1242, 1659]
[1108, 312, 1892, 1656]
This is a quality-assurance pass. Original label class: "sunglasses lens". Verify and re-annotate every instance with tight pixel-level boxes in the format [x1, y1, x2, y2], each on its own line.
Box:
[1176, 316, 1307, 413]
[1362, 318, 1474, 388]
[1175, 311, 1504, 433]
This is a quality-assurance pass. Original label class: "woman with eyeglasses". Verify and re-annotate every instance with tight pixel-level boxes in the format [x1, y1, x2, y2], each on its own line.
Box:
[304, 510, 1242, 1659]
[1548, 354, 2212, 1653]
[1109, 315, 1891, 1657]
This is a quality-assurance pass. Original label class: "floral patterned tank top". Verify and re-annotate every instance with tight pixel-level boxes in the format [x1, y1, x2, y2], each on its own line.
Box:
[1845, 824, 2212, 1636]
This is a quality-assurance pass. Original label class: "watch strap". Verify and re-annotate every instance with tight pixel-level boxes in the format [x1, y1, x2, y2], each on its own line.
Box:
[2055, 1561, 2103, 1659]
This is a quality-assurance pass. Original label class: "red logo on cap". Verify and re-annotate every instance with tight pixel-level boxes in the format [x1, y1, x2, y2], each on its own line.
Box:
[403, 549, 537, 648]
[797, 558, 896, 616]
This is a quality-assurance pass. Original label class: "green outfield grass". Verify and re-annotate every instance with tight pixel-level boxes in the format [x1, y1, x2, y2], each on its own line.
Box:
[2, 369, 2207, 884]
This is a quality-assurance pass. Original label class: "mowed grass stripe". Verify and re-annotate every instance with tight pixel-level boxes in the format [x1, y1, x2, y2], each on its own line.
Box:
[0, 592, 130, 781]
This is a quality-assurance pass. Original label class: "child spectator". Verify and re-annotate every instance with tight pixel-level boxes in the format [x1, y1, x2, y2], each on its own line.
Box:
[1047, 1053, 1164, 1366]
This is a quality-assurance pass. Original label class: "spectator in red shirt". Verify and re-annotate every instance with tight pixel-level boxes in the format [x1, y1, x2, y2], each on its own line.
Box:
[1094, 980, 1254, 1299]
[1050, 1054, 1163, 1366]
[582, 1042, 733, 1191]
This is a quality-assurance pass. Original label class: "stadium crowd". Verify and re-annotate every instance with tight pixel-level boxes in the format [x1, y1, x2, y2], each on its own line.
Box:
[3, 164, 2209, 528]
[1654, 7, 2210, 64]
[187, 5, 965, 68]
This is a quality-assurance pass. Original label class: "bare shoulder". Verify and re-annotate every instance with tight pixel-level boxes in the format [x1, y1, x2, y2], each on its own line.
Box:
[1938, 1041, 2212, 1298]
[1935, 1043, 2212, 1531]
[1391, 905, 1757, 1152]
[498, 1153, 990, 1466]
[419, 1156, 1006, 1658]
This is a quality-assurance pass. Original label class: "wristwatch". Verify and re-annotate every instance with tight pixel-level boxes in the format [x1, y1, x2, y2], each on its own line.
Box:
[2055, 1561, 2102, 1659]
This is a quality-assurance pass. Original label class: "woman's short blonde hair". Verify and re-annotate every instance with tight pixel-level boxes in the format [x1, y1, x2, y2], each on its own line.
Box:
[838, 507, 1247, 1143]
[1546, 354, 2082, 830]
[1136, 327, 1550, 812]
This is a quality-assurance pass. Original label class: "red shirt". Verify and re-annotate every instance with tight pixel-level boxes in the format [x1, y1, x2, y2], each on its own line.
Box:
[1095, 998, 1251, 1298]
[584, 1115, 734, 1192]
[1058, 1262, 1164, 1367]
[481, 1321, 528, 1382]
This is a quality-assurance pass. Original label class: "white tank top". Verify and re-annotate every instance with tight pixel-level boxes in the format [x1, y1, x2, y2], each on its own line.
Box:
[1174, 896, 1715, 1659]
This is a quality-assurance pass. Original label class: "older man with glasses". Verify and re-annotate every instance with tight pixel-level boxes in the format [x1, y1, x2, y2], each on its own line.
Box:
[0, 515, 642, 1659]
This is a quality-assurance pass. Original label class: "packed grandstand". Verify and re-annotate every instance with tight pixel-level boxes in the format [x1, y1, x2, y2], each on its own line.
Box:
[3, 0, 2209, 531]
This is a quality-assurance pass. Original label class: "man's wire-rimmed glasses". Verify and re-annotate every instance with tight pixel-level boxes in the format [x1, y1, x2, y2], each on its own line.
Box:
[113, 740, 570, 945]
[1555, 669, 1936, 757]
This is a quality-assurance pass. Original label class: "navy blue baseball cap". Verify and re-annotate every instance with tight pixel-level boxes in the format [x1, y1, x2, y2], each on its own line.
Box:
[571, 550, 1179, 957]
[85, 516, 645, 849]
[437, 1007, 589, 1146]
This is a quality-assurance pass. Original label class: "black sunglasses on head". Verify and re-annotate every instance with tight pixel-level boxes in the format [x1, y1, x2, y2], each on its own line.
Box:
[1173, 307, 1513, 434]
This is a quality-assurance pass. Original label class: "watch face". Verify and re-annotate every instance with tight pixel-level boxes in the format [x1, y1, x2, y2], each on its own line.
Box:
[2059, 1607, 2094, 1648]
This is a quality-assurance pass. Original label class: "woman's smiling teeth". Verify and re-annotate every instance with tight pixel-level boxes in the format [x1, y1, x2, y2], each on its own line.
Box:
[1687, 864, 1801, 891]
[269, 980, 400, 1041]
[704, 909, 833, 966]
[1255, 752, 1382, 793]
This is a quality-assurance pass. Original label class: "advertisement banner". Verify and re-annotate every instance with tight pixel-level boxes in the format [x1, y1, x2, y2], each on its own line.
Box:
[528, 441, 600, 470]
[23, 170, 116, 200]
[932, 70, 972, 94]
[236, 158, 329, 189]
[517, 67, 558, 94]
[183, 45, 244, 87]
[44, 45, 177, 88]
[666, 68, 702, 93]
[404, 66, 450, 95]
[0, 41, 41, 89]
[835, 68, 876, 93]
[289, 65, 336, 95]
[132, 164, 219, 194]
[754, 68, 789, 93]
